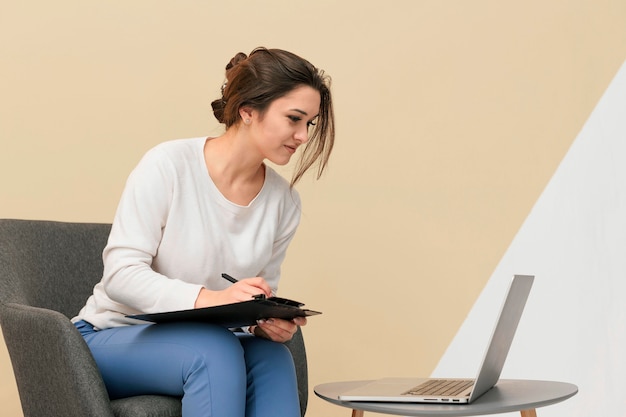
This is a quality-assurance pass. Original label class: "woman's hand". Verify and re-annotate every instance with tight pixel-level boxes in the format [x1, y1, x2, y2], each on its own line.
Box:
[194, 277, 271, 308]
[252, 316, 307, 343]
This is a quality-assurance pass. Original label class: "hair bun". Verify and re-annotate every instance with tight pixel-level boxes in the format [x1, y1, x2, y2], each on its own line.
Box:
[226, 52, 247, 71]
[213, 52, 248, 124]
[210, 98, 226, 124]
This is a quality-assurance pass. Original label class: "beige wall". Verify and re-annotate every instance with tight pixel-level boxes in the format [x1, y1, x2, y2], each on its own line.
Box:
[2, 1, 625, 416]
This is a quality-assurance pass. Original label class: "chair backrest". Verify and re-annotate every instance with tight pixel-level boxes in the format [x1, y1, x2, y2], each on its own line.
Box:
[0, 219, 118, 417]
[0, 219, 110, 318]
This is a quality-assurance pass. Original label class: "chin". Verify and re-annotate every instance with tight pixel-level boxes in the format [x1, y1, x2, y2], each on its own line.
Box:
[268, 155, 293, 166]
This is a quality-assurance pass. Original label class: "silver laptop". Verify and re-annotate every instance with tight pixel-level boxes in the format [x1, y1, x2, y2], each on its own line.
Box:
[338, 274, 534, 404]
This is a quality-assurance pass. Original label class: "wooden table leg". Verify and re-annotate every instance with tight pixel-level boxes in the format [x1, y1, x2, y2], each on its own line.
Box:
[520, 409, 537, 417]
[351, 409, 364, 417]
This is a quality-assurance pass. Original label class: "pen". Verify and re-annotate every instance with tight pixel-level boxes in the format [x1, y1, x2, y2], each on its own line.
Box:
[221, 273, 238, 284]
[222, 273, 267, 300]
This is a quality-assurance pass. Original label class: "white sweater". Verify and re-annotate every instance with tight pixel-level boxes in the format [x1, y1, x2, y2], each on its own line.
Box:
[73, 137, 301, 329]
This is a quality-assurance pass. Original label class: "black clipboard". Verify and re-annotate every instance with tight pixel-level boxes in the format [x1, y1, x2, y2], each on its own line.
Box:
[127, 296, 321, 328]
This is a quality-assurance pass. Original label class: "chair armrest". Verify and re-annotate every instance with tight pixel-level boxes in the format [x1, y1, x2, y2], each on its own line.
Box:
[0, 303, 115, 417]
[285, 326, 308, 416]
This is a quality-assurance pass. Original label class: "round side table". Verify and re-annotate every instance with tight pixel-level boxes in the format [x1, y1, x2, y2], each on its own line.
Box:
[314, 379, 578, 417]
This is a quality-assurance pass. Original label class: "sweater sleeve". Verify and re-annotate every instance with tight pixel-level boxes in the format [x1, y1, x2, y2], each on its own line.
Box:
[101, 146, 203, 313]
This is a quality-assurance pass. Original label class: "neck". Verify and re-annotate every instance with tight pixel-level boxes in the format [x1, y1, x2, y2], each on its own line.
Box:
[204, 130, 266, 205]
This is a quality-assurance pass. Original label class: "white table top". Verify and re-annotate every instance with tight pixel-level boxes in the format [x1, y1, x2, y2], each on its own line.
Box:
[314, 379, 578, 416]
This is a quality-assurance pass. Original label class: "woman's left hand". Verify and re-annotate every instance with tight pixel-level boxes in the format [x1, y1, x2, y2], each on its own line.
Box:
[253, 316, 307, 343]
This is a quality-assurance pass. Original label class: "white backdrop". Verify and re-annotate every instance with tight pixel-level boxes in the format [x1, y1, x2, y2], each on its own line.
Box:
[433, 59, 626, 417]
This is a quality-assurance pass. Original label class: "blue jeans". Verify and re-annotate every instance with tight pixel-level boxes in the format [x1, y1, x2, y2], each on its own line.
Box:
[75, 320, 300, 417]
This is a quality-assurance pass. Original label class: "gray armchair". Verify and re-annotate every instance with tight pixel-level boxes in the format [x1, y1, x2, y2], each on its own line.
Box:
[0, 219, 309, 417]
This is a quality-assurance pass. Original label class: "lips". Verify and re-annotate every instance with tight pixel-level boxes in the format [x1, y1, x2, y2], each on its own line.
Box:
[284, 144, 297, 154]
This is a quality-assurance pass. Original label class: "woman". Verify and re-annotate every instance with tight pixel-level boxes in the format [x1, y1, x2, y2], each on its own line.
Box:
[72, 47, 335, 417]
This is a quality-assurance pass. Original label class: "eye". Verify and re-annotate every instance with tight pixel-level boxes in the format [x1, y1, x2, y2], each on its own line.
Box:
[288, 115, 301, 123]
[307, 120, 317, 128]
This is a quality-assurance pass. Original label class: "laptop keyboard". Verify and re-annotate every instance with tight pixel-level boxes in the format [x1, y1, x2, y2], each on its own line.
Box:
[403, 379, 474, 396]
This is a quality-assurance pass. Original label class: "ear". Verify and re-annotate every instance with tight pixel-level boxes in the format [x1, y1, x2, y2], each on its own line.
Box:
[239, 106, 254, 124]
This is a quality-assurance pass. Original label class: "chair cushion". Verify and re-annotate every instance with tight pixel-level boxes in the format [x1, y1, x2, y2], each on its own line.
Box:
[111, 395, 182, 417]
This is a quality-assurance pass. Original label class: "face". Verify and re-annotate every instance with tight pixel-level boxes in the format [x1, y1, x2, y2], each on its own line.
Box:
[245, 85, 321, 166]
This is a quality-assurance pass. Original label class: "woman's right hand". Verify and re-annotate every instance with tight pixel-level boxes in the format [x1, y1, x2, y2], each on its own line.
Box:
[194, 277, 271, 308]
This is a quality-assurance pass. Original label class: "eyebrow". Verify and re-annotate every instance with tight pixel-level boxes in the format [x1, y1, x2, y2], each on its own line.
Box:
[290, 108, 319, 118]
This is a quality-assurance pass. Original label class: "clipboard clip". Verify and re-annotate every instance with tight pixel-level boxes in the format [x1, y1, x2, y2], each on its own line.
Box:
[251, 294, 304, 307]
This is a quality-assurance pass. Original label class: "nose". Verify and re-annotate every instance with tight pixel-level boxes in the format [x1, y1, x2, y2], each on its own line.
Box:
[294, 124, 310, 144]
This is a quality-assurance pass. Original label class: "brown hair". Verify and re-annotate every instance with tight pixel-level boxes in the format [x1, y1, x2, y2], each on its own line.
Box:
[211, 47, 335, 185]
